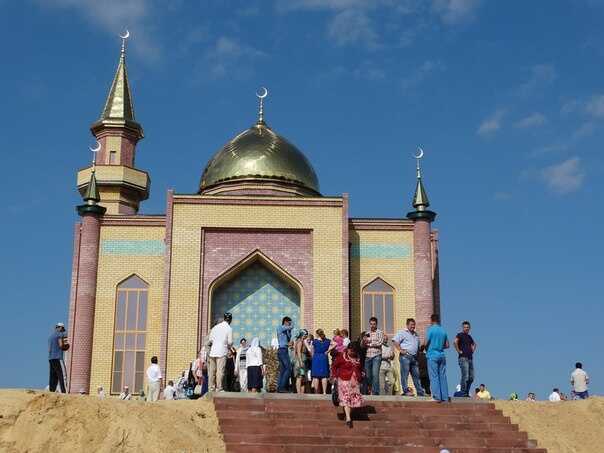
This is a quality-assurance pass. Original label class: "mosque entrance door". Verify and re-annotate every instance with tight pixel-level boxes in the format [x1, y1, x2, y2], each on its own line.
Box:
[211, 261, 301, 348]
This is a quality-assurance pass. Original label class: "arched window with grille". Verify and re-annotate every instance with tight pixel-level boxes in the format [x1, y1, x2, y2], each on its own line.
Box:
[111, 275, 148, 394]
[362, 278, 395, 335]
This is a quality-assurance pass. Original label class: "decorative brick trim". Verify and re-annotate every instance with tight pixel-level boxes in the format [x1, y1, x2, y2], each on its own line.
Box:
[66, 222, 82, 388]
[431, 229, 441, 318]
[349, 218, 415, 231]
[342, 193, 350, 330]
[173, 194, 343, 208]
[159, 190, 174, 380]
[100, 215, 165, 227]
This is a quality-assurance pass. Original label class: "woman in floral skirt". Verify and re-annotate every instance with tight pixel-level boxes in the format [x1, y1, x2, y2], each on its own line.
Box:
[331, 343, 364, 428]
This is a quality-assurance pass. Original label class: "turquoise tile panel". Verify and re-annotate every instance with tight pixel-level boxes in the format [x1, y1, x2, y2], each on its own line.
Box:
[212, 262, 301, 348]
[350, 243, 411, 259]
[101, 240, 165, 256]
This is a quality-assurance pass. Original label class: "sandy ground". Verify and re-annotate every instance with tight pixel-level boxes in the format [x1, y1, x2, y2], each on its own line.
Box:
[496, 397, 604, 453]
[0, 389, 225, 453]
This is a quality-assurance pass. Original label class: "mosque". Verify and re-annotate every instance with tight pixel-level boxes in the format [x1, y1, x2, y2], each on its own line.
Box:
[65, 37, 441, 395]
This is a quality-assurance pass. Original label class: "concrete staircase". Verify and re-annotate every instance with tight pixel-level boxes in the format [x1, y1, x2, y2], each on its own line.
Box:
[214, 394, 546, 453]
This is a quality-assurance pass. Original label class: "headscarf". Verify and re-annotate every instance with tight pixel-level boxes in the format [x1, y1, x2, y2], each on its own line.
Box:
[250, 337, 260, 348]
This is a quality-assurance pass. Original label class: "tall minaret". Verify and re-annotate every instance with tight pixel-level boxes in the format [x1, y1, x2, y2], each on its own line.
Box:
[77, 31, 150, 215]
[69, 155, 106, 394]
[407, 149, 437, 339]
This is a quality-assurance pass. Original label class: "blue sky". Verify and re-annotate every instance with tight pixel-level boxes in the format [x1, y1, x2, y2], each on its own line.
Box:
[1, 0, 603, 399]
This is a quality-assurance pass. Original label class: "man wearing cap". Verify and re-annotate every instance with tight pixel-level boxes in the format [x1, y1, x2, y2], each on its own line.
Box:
[48, 322, 68, 393]
[208, 313, 234, 392]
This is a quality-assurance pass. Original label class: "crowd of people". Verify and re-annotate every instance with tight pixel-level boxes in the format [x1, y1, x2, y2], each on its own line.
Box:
[47, 315, 592, 416]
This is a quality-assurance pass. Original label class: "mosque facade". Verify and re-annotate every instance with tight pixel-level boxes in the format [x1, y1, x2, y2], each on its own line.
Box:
[65, 39, 441, 395]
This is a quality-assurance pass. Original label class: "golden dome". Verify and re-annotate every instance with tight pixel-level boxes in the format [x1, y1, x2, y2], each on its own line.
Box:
[200, 122, 320, 195]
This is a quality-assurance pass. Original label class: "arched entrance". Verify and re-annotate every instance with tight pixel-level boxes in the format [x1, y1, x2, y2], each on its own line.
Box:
[211, 261, 301, 347]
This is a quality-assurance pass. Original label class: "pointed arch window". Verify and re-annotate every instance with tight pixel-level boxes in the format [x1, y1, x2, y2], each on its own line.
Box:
[362, 278, 394, 335]
[111, 275, 148, 394]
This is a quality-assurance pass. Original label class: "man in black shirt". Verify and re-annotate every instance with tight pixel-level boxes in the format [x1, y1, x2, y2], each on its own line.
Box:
[454, 321, 476, 397]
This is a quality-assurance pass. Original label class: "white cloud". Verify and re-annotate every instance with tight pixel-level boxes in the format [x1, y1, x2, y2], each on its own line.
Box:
[517, 64, 557, 97]
[431, 0, 481, 24]
[540, 157, 584, 194]
[401, 59, 445, 93]
[327, 9, 379, 48]
[573, 122, 597, 139]
[477, 109, 505, 137]
[514, 112, 547, 129]
[36, 0, 160, 60]
[204, 36, 267, 79]
[586, 94, 604, 118]
[493, 191, 512, 201]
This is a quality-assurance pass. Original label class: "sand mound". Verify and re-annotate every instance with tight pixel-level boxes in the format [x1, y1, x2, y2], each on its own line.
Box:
[496, 397, 604, 453]
[0, 389, 224, 453]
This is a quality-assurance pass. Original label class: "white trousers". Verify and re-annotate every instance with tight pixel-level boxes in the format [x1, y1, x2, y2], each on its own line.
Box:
[148, 380, 160, 401]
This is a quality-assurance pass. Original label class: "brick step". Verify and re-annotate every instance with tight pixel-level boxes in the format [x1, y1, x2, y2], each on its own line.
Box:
[214, 399, 496, 411]
[222, 424, 528, 439]
[214, 403, 503, 416]
[223, 433, 534, 448]
[224, 443, 547, 453]
[215, 409, 511, 424]
[218, 418, 521, 432]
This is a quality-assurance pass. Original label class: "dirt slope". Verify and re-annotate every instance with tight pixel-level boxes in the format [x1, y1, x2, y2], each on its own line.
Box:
[496, 397, 604, 453]
[0, 389, 225, 453]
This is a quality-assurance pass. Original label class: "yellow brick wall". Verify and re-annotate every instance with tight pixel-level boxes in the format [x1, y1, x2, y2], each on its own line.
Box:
[349, 229, 415, 337]
[166, 199, 344, 380]
[90, 225, 165, 394]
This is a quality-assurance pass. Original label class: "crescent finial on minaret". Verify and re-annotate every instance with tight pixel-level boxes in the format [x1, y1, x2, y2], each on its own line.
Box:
[414, 147, 424, 179]
[120, 29, 130, 56]
[256, 86, 268, 125]
[89, 141, 101, 171]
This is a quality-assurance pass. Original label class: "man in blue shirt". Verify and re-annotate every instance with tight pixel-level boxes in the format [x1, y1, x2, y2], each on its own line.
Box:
[48, 322, 68, 393]
[276, 316, 294, 392]
[423, 314, 449, 402]
[392, 318, 425, 396]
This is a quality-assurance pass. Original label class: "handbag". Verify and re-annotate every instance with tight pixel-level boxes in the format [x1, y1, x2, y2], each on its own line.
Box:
[331, 380, 339, 406]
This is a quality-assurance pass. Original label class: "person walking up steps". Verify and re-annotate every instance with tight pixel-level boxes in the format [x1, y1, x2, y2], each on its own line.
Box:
[454, 321, 476, 397]
[423, 314, 449, 403]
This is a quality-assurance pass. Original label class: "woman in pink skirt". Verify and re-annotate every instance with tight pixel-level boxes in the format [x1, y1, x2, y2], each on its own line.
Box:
[331, 343, 364, 428]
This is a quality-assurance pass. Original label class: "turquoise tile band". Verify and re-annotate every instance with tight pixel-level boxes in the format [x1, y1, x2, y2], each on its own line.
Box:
[101, 240, 165, 256]
[350, 243, 411, 259]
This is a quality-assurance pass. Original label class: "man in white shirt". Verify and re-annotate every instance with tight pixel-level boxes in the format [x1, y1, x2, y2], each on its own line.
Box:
[571, 362, 590, 399]
[163, 380, 176, 400]
[548, 388, 561, 402]
[208, 312, 233, 392]
[146, 356, 162, 401]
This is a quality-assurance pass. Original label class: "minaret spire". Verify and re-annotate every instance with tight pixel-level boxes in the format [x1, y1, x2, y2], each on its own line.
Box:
[407, 147, 436, 221]
[99, 29, 136, 123]
[77, 142, 106, 216]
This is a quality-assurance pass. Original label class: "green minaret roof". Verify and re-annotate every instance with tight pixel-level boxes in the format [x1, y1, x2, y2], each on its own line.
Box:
[407, 152, 436, 222]
[77, 169, 107, 216]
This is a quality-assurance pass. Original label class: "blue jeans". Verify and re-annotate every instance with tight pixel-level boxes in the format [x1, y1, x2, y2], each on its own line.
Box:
[458, 357, 474, 397]
[427, 356, 449, 401]
[277, 347, 291, 391]
[364, 355, 381, 395]
[399, 354, 425, 396]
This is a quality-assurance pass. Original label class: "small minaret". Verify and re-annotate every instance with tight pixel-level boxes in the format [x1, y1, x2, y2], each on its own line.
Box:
[407, 149, 437, 339]
[77, 31, 150, 215]
[69, 152, 106, 394]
